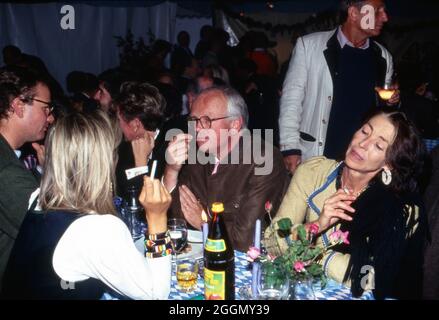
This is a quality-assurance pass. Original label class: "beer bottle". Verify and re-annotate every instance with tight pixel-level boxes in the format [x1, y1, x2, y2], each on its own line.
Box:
[204, 202, 235, 300]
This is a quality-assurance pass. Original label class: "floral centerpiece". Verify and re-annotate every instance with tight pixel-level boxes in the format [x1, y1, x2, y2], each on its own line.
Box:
[247, 201, 349, 290]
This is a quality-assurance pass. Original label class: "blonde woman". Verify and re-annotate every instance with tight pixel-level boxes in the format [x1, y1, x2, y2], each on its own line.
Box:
[2, 111, 172, 300]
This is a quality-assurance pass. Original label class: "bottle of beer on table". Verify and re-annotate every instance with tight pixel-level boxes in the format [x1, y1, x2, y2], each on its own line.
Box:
[204, 202, 235, 300]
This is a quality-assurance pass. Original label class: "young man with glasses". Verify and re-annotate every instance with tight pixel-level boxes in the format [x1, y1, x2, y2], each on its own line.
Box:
[0, 66, 54, 287]
[163, 86, 289, 252]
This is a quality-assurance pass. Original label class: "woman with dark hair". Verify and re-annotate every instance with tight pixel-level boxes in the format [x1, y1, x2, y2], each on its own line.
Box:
[265, 107, 427, 299]
[114, 82, 167, 199]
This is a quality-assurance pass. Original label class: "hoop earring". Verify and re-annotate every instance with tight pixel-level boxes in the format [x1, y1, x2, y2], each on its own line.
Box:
[381, 169, 392, 185]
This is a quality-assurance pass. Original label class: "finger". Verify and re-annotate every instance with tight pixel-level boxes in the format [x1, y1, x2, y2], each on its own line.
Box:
[334, 201, 355, 213]
[180, 185, 198, 203]
[152, 179, 161, 200]
[333, 210, 354, 221]
[179, 186, 197, 206]
[143, 176, 154, 201]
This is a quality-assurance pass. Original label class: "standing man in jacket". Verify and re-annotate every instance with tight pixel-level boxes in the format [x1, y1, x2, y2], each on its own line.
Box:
[279, 0, 399, 174]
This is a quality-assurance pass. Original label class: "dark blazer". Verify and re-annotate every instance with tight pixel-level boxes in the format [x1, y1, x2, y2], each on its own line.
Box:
[170, 134, 290, 252]
[0, 134, 39, 287]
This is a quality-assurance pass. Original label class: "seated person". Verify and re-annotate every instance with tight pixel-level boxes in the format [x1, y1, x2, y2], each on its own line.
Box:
[163, 86, 290, 252]
[264, 107, 427, 300]
[2, 111, 172, 300]
[114, 82, 167, 199]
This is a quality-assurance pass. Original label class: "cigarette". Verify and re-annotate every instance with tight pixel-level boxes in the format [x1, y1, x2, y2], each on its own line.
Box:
[150, 160, 157, 180]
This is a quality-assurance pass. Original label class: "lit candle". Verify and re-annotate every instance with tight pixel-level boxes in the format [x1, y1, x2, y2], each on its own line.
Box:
[252, 219, 262, 297]
[202, 222, 208, 245]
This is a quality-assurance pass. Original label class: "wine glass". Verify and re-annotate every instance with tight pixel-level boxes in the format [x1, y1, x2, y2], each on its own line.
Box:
[168, 218, 188, 263]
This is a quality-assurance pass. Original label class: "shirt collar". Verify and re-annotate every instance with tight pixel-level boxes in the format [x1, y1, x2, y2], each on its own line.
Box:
[337, 26, 370, 50]
[14, 149, 22, 158]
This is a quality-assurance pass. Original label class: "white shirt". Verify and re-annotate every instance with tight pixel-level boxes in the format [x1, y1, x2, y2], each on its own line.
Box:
[52, 214, 171, 300]
[337, 26, 370, 49]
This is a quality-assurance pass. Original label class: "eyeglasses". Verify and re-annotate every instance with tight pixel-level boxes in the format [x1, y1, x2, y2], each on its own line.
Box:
[187, 115, 231, 129]
[30, 98, 54, 115]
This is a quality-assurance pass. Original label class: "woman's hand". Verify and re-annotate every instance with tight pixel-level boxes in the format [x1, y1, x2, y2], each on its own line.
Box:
[131, 133, 154, 167]
[139, 176, 171, 234]
[316, 189, 357, 232]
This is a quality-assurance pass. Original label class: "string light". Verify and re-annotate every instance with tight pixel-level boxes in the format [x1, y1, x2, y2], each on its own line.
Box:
[266, 2, 274, 10]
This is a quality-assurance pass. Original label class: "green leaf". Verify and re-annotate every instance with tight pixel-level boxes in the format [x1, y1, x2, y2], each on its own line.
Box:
[297, 225, 307, 241]
[277, 218, 293, 233]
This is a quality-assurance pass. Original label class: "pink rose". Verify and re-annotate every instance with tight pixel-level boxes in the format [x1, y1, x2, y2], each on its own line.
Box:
[294, 261, 305, 272]
[329, 230, 350, 245]
[265, 201, 272, 212]
[341, 231, 350, 245]
[308, 223, 319, 235]
[247, 247, 261, 261]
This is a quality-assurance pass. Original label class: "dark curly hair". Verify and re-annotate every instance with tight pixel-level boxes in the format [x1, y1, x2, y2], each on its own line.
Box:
[364, 107, 426, 195]
[114, 81, 165, 131]
[0, 66, 47, 120]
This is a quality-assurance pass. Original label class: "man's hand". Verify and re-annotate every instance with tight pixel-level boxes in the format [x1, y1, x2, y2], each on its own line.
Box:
[387, 85, 400, 106]
[32, 143, 45, 167]
[165, 133, 192, 173]
[131, 133, 154, 167]
[139, 176, 171, 234]
[283, 154, 301, 174]
[179, 184, 204, 230]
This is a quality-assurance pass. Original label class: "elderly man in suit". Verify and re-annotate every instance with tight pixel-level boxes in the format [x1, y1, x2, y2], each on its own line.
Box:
[279, 0, 399, 174]
[0, 66, 54, 286]
[163, 86, 289, 251]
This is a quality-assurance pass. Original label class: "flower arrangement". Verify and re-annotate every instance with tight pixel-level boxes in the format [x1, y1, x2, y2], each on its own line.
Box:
[247, 201, 349, 289]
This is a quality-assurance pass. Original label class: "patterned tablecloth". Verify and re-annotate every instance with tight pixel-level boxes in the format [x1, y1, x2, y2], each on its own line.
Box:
[168, 251, 374, 300]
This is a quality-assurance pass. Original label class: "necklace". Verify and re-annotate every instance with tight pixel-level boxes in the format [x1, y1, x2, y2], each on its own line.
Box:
[341, 177, 369, 197]
[336, 163, 369, 197]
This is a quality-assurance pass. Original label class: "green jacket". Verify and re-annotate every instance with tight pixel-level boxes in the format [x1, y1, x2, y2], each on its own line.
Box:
[0, 134, 39, 287]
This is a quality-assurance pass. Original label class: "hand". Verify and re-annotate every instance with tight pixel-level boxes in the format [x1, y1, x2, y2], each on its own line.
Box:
[31, 143, 45, 166]
[139, 176, 171, 234]
[316, 189, 357, 232]
[179, 184, 204, 230]
[165, 133, 192, 173]
[387, 84, 400, 105]
[131, 133, 154, 167]
[283, 155, 301, 174]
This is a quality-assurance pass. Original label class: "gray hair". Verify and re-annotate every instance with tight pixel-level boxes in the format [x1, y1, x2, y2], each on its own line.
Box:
[197, 86, 249, 128]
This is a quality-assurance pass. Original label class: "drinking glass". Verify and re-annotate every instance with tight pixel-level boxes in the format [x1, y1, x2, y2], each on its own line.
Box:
[176, 258, 199, 292]
[290, 276, 316, 300]
[168, 218, 188, 262]
[257, 264, 290, 300]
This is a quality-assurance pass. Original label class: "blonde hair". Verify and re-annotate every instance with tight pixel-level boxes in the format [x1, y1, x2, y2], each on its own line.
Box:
[39, 110, 121, 215]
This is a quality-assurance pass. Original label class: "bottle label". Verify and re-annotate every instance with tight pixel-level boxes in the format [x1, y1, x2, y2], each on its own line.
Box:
[204, 239, 226, 252]
[204, 268, 225, 300]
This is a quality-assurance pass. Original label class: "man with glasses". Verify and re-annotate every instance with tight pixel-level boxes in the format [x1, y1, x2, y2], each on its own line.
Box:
[163, 87, 289, 251]
[0, 66, 54, 287]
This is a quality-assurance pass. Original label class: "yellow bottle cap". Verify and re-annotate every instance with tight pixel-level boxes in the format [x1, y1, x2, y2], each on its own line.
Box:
[211, 202, 224, 213]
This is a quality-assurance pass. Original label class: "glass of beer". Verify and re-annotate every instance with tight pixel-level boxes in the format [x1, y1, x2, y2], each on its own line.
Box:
[176, 258, 199, 292]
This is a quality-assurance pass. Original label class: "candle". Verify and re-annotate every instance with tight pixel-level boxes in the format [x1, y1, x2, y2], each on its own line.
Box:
[202, 222, 208, 245]
[252, 219, 262, 297]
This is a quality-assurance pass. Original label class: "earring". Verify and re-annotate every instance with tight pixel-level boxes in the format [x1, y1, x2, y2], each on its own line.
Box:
[381, 169, 392, 185]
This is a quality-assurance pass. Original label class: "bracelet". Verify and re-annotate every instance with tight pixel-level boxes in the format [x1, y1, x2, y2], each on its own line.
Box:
[145, 248, 173, 259]
[145, 235, 171, 248]
[145, 242, 172, 253]
[146, 231, 169, 240]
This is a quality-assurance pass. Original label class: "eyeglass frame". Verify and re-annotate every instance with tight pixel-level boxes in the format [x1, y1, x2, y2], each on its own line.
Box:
[21, 97, 55, 115]
[187, 115, 232, 129]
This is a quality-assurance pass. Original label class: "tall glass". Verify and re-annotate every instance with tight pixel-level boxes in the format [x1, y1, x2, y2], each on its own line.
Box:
[168, 218, 188, 262]
[257, 263, 290, 300]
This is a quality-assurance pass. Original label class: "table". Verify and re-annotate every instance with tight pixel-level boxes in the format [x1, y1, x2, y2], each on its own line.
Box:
[169, 251, 374, 300]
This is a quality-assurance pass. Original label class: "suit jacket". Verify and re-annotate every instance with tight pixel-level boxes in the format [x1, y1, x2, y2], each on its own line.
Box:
[0, 134, 39, 287]
[170, 134, 290, 252]
[279, 28, 393, 160]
